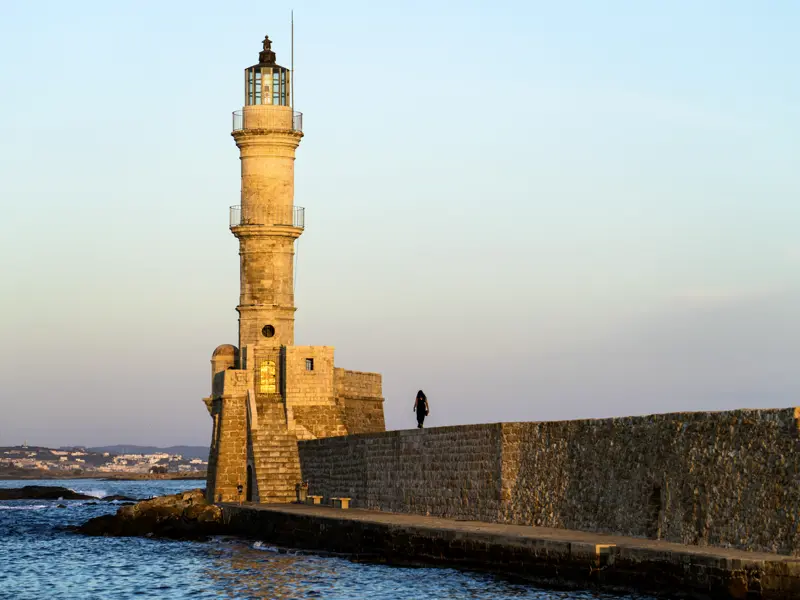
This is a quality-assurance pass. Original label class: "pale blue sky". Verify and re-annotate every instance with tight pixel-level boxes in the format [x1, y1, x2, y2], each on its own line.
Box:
[1, 1, 798, 447]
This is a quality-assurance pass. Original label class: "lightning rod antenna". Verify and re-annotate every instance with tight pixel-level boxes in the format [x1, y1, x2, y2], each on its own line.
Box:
[291, 10, 295, 110]
[292, 9, 298, 294]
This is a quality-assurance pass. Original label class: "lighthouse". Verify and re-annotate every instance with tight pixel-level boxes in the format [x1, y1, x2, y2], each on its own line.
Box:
[231, 35, 303, 351]
[203, 35, 386, 505]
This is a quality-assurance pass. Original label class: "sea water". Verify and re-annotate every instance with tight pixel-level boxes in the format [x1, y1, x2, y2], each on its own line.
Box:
[0, 479, 653, 599]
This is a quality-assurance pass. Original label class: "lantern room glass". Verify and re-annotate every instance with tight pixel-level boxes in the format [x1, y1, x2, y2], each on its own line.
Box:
[246, 66, 290, 106]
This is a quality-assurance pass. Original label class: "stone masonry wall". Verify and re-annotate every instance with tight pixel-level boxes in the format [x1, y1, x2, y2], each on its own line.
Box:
[501, 408, 800, 555]
[335, 368, 381, 398]
[285, 346, 347, 440]
[233, 103, 301, 350]
[204, 407, 220, 501]
[342, 398, 385, 434]
[206, 369, 251, 503]
[335, 369, 385, 435]
[298, 425, 503, 522]
[298, 408, 800, 555]
[208, 393, 248, 503]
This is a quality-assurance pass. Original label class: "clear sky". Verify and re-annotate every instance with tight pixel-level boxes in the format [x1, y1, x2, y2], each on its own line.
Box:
[1, 1, 798, 447]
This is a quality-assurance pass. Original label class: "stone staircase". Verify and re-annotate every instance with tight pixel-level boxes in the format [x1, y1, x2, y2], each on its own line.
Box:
[250, 399, 302, 503]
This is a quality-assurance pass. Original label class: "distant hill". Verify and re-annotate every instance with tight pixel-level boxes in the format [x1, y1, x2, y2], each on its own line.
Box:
[87, 445, 209, 460]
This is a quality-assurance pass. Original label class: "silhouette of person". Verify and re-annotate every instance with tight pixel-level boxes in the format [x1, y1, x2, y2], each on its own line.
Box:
[413, 390, 429, 429]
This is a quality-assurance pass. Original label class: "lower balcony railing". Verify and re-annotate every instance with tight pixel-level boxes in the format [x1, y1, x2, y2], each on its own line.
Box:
[232, 110, 303, 133]
[230, 205, 305, 229]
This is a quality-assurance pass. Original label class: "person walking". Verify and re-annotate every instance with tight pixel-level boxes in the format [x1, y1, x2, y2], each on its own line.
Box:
[413, 390, 429, 428]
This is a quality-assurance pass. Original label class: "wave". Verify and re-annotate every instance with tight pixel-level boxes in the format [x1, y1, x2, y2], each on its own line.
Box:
[252, 541, 281, 553]
[251, 542, 304, 556]
[69, 488, 108, 498]
[0, 504, 49, 511]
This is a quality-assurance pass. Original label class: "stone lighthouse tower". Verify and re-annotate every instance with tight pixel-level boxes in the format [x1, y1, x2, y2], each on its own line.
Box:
[232, 35, 303, 351]
[203, 35, 385, 505]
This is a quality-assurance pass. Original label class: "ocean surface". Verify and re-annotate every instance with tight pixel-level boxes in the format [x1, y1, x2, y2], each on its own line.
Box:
[0, 479, 653, 599]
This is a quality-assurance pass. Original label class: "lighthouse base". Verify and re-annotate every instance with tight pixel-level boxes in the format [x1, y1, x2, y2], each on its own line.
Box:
[203, 344, 384, 504]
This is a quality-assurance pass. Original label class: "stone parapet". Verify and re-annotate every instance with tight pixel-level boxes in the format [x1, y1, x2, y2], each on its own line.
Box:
[335, 368, 382, 398]
[222, 369, 252, 394]
[334, 368, 384, 435]
[239, 104, 295, 131]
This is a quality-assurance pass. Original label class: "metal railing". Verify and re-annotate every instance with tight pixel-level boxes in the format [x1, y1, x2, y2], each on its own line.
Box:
[230, 205, 305, 229]
[232, 110, 303, 133]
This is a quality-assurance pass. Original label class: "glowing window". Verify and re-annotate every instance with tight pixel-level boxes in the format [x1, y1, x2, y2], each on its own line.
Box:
[259, 360, 276, 394]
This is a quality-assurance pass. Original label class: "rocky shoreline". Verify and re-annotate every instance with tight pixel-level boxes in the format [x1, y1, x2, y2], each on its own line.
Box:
[0, 485, 222, 540]
[0, 486, 138, 502]
[70, 488, 223, 540]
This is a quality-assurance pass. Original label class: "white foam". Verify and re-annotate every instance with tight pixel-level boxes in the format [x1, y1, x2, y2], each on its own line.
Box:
[0, 505, 49, 511]
[252, 541, 281, 553]
[69, 488, 108, 499]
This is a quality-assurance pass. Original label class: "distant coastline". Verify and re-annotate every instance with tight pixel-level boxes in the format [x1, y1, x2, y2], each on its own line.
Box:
[1, 444, 208, 478]
[0, 467, 206, 481]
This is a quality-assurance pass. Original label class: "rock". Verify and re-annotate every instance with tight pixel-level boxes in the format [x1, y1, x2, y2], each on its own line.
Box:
[0, 486, 95, 500]
[71, 488, 222, 541]
[56, 504, 67, 508]
[100, 495, 139, 502]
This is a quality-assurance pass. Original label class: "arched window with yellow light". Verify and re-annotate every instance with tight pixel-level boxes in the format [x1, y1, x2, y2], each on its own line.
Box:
[259, 360, 277, 395]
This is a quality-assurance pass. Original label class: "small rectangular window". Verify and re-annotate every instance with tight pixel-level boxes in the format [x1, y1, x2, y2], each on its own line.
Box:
[305, 358, 314, 371]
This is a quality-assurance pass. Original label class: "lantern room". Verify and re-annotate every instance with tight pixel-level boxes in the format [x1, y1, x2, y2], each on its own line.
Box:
[245, 35, 290, 106]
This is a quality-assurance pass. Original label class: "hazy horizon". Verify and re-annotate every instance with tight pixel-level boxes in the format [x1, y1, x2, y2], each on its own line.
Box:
[1, 1, 799, 447]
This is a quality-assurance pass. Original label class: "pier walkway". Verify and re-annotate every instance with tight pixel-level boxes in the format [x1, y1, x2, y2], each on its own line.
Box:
[221, 502, 800, 599]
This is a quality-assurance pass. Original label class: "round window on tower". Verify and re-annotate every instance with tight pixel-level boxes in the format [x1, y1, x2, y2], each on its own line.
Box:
[262, 325, 275, 338]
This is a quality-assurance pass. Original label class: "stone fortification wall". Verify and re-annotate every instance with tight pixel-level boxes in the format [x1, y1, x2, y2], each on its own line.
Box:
[335, 368, 381, 397]
[206, 370, 251, 503]
[334, 369, 385, 435]
[298, 408, 800, 555]
[299, 425, 502, 522]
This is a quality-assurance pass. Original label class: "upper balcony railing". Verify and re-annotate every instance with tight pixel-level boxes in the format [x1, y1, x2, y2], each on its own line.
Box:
[232, 110, 303, 133]
[230, 205, 305, 229]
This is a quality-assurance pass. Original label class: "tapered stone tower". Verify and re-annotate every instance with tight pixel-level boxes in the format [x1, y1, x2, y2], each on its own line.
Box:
[203, 35, 386, 505]
[232, 35, 303, 351]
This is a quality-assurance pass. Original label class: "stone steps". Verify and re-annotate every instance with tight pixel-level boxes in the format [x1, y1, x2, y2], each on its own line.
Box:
[250, 400, 302, 503]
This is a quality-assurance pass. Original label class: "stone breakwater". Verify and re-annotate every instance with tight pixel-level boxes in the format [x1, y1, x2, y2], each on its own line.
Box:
[70, 490, 800, 598]
[298, 408, 800, 555]
[222, 503, 800, 600]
